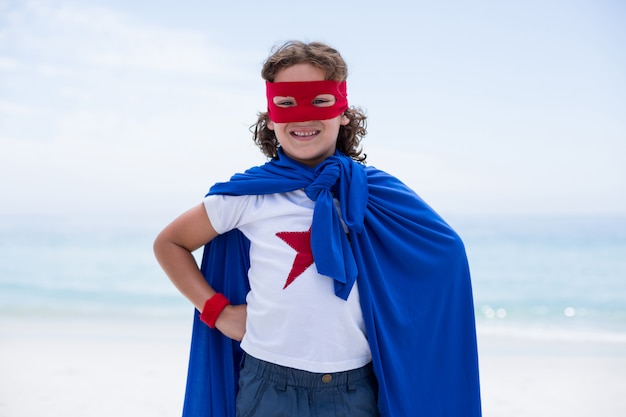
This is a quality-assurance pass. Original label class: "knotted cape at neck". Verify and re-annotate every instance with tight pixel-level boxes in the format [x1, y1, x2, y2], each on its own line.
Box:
[210, 150, 366, 300]
[182, 149, 482, 417]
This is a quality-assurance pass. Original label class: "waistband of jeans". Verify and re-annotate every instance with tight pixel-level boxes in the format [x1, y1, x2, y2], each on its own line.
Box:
[241, 352, 374, 389]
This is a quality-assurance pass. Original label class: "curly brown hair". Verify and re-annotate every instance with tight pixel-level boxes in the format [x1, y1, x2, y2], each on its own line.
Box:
[251, 41, 368, 163]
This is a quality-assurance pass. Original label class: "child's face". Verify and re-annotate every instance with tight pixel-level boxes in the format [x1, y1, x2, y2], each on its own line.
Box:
[267, 63, 349, 167]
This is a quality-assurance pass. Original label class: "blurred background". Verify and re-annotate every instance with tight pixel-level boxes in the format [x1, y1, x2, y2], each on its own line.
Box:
[2, 0, 624, 339]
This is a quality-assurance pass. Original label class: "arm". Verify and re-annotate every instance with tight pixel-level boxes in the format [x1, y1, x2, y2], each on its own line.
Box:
[153, 203, 246, 340]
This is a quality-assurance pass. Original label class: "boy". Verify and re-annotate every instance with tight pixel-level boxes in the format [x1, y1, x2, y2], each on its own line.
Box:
[154, 41, 481, 417]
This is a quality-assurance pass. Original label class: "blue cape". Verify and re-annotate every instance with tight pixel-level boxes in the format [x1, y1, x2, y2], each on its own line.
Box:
[182, 150, 481, 417]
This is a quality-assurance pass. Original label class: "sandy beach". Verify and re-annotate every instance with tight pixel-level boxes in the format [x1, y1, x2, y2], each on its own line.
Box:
[1, 317, 625, 417]
[478, 330, 626, 416]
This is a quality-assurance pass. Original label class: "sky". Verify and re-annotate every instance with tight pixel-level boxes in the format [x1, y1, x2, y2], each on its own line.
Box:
[1, 0, 625, 228]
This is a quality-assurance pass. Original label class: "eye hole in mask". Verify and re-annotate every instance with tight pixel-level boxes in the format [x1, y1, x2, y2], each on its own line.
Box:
[272, 93, 337, 109]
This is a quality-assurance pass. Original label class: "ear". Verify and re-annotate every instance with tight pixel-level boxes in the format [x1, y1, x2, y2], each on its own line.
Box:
[267, 119, 275, 130]
[340, 114, 350, 126]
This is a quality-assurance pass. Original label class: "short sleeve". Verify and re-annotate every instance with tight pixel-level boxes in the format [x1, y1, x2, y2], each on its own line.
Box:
[203, 194, 261, 235]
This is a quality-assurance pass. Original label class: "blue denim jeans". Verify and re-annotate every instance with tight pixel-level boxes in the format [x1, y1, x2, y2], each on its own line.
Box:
[236, 353, 379, 417]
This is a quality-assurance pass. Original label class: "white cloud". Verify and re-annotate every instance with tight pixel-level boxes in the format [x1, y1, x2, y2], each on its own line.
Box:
[2, 0, 252, 77]
[0, 0, 262, 145]
[0, 56, 19, 70]
[0, 100, 36, 115]
[0, 0, 267, 223]
[1, 0, 624, 221]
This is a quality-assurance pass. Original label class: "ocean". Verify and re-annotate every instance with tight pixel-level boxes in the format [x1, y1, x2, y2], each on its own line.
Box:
[1, 214, 625, 344]
[456, 215, 626, 344]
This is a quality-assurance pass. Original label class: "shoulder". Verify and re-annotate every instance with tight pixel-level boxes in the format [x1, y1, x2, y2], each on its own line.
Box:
[204, 190, 313, 224]
[365, 166, 415, 194]
[205, 189, 310, 206]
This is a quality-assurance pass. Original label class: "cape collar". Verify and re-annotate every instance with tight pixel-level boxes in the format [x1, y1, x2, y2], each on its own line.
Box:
[208, 149, 367, 299]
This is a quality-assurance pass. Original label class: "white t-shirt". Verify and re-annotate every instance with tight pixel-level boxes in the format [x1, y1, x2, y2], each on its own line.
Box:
[203, 190, 371, 373]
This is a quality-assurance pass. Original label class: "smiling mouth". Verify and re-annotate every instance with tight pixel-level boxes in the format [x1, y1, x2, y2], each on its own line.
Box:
[290, 129, 320, 139]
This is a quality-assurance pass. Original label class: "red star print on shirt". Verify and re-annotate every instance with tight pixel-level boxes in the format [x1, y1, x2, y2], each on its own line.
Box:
[276, 227, 314, 289]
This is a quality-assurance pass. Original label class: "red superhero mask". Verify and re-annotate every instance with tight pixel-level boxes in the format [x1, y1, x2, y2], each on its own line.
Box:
[266, 80, 348, 123]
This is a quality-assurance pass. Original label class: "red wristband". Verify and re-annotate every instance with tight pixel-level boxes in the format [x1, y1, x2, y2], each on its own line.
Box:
[200, 293, 230, 329]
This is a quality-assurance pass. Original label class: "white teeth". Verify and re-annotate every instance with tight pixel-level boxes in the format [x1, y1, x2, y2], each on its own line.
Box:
[292, 130, 317, 137]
